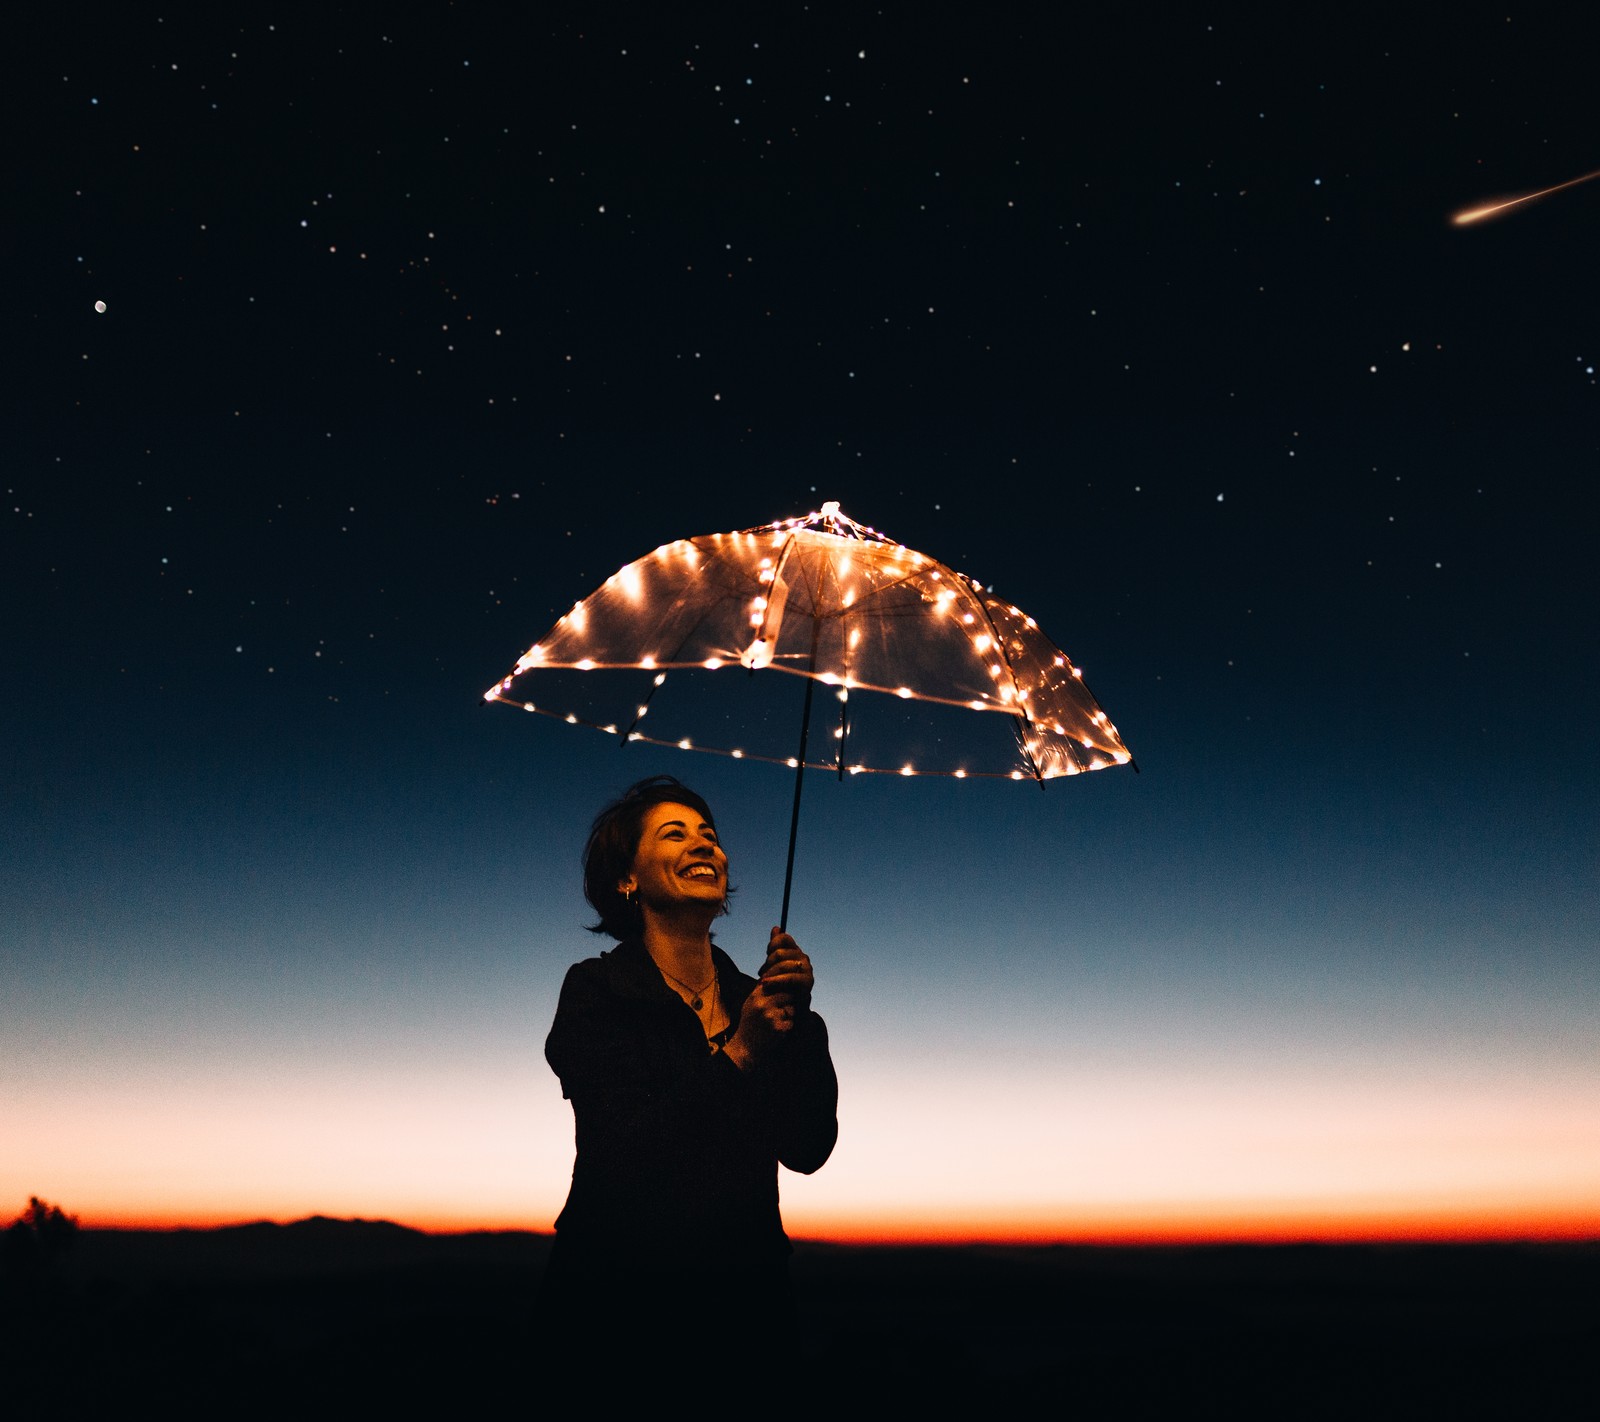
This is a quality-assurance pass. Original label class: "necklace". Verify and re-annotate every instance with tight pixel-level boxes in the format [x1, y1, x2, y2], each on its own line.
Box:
[658, 962, 716, 1013]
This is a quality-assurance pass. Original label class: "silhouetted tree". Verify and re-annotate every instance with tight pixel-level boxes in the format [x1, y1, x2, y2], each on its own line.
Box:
[2, 1197, 79, 1279]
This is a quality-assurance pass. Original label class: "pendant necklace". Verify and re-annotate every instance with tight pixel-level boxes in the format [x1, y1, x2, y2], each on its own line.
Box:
[660, 962, 715, 1013]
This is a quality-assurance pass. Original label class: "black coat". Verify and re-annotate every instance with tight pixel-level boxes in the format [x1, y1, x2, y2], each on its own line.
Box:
[544, 936, 839, 1283]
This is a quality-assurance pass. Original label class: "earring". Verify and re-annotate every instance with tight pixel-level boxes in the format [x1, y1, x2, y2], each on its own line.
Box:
[622, 885, 635, 904]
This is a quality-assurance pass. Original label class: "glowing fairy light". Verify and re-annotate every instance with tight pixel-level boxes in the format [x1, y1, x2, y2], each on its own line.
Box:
[679, 738, 693, 749]
[641, 656, 657, 669]
[900, 764, 915, 776]
[897, 687, 913, 699]
[653, 673, 667, 687]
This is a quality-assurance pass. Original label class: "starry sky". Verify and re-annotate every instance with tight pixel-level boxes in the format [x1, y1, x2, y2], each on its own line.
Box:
[5, 6, 1597, 1241]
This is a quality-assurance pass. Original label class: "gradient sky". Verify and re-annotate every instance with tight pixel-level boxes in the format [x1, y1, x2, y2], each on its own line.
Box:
[4, 7, 1597, 1241]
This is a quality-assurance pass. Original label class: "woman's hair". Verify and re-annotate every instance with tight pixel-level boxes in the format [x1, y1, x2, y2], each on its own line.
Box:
[582, 775, 733, 939]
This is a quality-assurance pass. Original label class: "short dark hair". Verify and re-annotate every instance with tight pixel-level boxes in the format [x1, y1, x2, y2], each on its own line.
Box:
[582, 775, 732, 939]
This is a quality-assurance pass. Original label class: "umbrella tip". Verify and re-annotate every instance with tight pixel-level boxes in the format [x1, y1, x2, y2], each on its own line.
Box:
[821, 500, 840, 517]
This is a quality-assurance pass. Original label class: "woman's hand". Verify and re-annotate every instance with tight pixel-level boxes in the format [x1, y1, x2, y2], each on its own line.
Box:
[759, 926, 814, 1021]
[724, 928, 815, 1070]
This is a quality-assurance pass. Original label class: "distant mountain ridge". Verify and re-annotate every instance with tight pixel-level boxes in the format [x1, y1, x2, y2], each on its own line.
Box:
[62, 1217, 553, 1282]
[216, 1214, 425, 1242]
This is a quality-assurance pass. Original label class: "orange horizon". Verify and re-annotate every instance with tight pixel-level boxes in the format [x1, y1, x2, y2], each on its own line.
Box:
[72, 1204, 1600, 1246]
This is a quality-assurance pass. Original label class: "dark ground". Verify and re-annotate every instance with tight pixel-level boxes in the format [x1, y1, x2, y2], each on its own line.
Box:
[3, 1219, 1593, 1416]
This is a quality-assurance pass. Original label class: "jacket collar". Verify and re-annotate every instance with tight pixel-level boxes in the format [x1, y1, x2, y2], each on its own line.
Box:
[602, 936, 755, 1013]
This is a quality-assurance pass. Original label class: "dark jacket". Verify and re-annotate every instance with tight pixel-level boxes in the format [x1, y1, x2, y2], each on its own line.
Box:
[544, 937, 838, 1278]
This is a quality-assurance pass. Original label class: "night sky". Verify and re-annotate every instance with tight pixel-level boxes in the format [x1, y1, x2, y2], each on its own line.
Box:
[5, 6, 1597, 1240]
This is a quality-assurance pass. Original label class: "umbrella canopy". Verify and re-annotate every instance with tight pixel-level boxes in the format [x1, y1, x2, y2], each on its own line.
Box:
[485, 503, 1133, 782]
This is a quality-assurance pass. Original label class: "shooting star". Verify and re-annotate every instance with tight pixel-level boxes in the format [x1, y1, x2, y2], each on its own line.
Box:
[1453, 167, 1600, 226]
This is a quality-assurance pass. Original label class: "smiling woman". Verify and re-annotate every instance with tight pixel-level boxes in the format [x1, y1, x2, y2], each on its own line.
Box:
[539, 776, 839, 1375]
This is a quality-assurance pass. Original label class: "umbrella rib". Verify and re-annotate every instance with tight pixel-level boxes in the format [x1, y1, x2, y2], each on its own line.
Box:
[748, 530, 803, 649]
[969, 587, 1045, 782]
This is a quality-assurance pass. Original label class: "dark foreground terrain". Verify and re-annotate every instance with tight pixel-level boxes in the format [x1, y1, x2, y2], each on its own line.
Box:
[4, 1220, 1593, 1416]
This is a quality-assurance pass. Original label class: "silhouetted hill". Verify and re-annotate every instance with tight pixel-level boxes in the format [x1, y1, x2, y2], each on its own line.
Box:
[35, 1215, 551, 1283]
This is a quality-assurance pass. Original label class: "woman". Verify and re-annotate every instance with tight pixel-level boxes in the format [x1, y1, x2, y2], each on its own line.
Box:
[540, 775, 838, 1345]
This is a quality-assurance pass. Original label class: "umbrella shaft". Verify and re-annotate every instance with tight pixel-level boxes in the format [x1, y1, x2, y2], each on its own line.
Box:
[779, 626, 821, 933]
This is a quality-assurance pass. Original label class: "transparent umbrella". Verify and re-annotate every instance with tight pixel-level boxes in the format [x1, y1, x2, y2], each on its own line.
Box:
[485, 502, 1135, 924]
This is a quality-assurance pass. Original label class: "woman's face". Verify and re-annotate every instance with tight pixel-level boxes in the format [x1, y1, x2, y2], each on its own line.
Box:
[623, 801, 728, 914]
